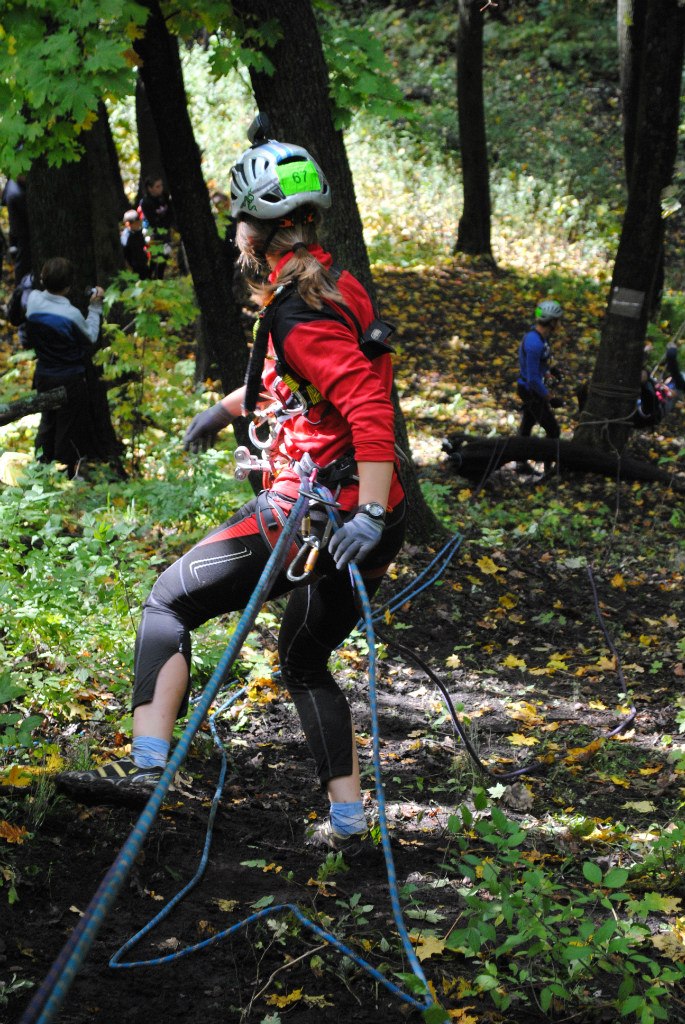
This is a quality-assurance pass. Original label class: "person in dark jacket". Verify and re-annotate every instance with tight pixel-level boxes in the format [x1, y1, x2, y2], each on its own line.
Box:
[25, 257, 105, 477]
[138, 176, 174, 279]
[1, 176, 32, 283]
[120, 209, 150, 279]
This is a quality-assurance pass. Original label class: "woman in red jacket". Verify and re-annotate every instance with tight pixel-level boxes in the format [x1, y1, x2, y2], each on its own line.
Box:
[58, 123, 406, 853]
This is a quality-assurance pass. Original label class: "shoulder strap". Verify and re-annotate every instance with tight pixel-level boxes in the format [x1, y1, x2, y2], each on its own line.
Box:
[243, 284, 295, 414]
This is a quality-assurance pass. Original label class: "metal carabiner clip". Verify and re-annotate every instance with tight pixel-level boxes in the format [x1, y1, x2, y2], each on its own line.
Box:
[286, 537, 321, 583]
[248, 418, 275, 450]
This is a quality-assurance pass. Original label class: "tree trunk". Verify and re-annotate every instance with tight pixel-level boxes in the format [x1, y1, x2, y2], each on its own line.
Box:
[574, 0, 684, 451]
[85, 104, 129, 285]
[617, 0, 662, 314]
[233, 0, 445, 541]
[617, 0, 646, 185]
[454, 0, 494, 259]
[27, 158, 96, 295]
[135, 74, 167, 200]
[443, 432, 685, 491]
[26, 109, 125, 292]
[133, 0, 249, 396]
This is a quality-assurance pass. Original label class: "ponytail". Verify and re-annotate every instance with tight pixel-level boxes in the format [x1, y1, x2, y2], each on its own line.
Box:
[235, 212, 343, 310]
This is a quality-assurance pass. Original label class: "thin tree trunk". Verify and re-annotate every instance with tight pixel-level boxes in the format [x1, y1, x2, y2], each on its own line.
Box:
[455, 0, 494, 259]
[135, 75, 167, 200]
[133, 0, 248, 396]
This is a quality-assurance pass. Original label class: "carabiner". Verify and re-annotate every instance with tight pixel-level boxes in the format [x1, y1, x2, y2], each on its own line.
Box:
[286, 537, 321, 582]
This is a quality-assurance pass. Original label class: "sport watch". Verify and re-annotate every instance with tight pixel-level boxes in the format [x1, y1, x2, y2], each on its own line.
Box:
[358, 502, 386, 522]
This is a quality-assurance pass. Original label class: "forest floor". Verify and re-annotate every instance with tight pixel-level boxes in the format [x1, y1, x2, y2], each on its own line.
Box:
[2, 256, 685, 1024]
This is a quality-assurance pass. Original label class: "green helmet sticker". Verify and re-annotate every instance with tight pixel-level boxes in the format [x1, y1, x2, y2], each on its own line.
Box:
[276, 160, 321, 197]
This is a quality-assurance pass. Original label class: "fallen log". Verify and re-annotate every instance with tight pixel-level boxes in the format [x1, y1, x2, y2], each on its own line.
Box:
[0, 387, 67, 427]
[442, 433, 684, 490]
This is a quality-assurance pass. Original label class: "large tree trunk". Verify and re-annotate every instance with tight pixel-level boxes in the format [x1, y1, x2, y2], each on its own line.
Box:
[232, 0, 445, 541]
[26, 108, 125, 292]
[133, 1, 248, 395]
[574, 0, 684, 451]
[454, 0, 494, 260]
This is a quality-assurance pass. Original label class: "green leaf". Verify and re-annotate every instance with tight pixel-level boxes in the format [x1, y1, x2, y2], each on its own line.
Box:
[250, 895, 274, 909]
[583, 861, 603, 885]
[603, 867, 629, 889]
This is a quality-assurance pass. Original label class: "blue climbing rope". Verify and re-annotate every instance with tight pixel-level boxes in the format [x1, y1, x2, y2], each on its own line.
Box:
[106, 484, 433, 1012]
[20, 488, 312, 1024]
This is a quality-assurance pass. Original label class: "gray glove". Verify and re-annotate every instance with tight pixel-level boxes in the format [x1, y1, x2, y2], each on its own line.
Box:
[328, 513, 384, 570]
[183, 401, 234, 452]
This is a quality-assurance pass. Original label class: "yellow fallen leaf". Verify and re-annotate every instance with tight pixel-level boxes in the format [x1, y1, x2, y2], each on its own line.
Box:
[477, 556, 504, 575]
[564, 738, 605, 765]
[502, 654, 526, 670]
[0, 820, 29, 844]
[638, 765, 663, 776]
[1, 765, 32, 788]
[508, 700, 544, 726]
[414, 935, 447, 961]
[596, 655, 617, 671]
[610, 573, 626, 589]
[622, 800, 657, 813]
[448, 1009, 479, 1023]
[609, 775, 630, 788]
[446, 654, 461, 669]
[508, 733, 539, 747]
[652, 932, 685, 962]
[499, 593, 518, 609]
[213, 898, 238, 912]
[266, 989, 303, 1008]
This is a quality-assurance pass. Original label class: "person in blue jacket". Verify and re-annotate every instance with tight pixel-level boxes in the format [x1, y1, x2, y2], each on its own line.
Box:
[516, 300, 562, 470]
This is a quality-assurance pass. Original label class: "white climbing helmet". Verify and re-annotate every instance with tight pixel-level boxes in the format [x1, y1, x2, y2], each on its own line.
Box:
[535, 300, 563, 323]
[230, 139, 332, 220]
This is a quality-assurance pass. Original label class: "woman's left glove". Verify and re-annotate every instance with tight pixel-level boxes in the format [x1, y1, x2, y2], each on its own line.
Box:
[183, 401, 234, 452]
[328, 512, 384, 570]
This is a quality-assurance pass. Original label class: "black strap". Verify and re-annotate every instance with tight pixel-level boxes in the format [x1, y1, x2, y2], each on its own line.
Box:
[243, 284, 295, 413]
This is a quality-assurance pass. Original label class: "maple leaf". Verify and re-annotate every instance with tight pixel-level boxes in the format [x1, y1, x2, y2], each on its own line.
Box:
[508, 733, 539, 747]
[564, 738, 605, 765]
[651, 932, 685, 962]
[0, 820, 29, 844]
[502, 654, 526, 669]
[414, 935, 447, 961]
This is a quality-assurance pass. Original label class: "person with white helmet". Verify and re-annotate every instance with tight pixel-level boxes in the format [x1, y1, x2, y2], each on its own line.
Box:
[57, 114, 406, 855]
[515, 299, 563, 471]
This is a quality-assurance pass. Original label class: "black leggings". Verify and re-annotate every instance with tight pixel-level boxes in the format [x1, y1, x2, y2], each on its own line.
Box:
[132, 494, 406, 787]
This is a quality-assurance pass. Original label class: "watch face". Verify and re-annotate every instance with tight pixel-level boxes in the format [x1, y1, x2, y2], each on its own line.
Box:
[363, 502, 385, 519]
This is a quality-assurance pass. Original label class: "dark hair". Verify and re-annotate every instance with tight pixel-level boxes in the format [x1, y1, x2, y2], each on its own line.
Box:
[145, 175, 163, 189]
[41, 257, 74, 293]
